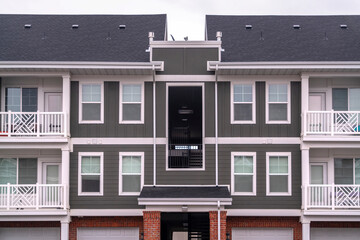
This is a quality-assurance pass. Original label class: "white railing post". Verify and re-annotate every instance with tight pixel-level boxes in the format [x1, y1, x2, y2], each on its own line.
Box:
[36, 111, 40, 137]
[6, 183, 10, 210]
[331, 183, 335, 210]
[7, 111, 11, 137]
[36, 183, 39, 210]
[331, 110, 334, 136]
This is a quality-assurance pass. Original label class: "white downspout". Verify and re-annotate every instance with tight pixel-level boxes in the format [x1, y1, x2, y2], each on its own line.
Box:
[217, 200, 221, 240]
[215, 64, 219, 186]
[153, 66, 157, 186]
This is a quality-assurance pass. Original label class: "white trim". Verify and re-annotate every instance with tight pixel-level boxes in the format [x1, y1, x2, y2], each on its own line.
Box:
[70, 209, 143, 216]
[227, 209, 301, 216]
[266, 152, 292, 196]
[78, 152, 104, 196]
[231, 152, 257, 196]
[166, 82, 205, 171]
[79, 82, 104, 124]
[119, 152, 144, 196]
[155, 75, 215, 82]
[266, 82, 291, 124]
[119, 81, 144, 124]
[138, 200, 232, 206]
[150, 40, 221, 48]
[2, 85, 40, 112]
[231, 81, 256, 124]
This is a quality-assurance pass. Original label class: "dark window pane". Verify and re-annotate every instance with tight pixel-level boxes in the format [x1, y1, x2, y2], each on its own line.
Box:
[122, 175, 141, 192]
[82, 103, 101, 120]
[22, 88, 38, 112]
[270, 175, 288, 192]
[18, 158, 37, 184]
[123, 104, 141, 121]
[332, 88, 348, 111]
[235, 175, 253, 192]
[82, 175, 100, 192]
[334, 158, 353, 184]
[5, 88, 21, 112]
[234, 104, 252, 121]
[269, 104, 287, 121]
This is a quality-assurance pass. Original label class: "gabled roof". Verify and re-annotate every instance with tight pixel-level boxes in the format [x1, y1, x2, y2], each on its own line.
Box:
[0, 14, 166, 62]
[206, 15, 360, 62]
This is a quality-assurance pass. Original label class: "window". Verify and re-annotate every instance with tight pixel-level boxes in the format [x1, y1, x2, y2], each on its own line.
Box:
[266, 83, 290, 123]
[231, 152, 256, 195]
[119, 152, 144, 195]
[119, 83, 143, 123]
[5, 87, 38, 112]
[78, 152, 103, 195]
[332, 88, 360, 111]
[0, 158, 37, 184]
[79, 83, 103, 123]
[266, 152, 291, 196]
[231, 83, 255, 123]
[334, 158, 360, 184]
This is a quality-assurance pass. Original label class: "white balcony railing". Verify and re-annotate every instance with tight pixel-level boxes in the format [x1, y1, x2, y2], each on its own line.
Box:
[304, 111, 360, 136]
[305, 184, 360, 210]
[0, 184, 66, 210]
[0, 111, 66, 137]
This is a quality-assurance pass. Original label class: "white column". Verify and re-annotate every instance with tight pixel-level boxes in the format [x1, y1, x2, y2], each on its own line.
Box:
[302, 221, 310, 240]
[62, 74, 71, 137]
[61, 220, 70, 240]
[62, 148, 70, 209]
[301, 75, 309, 136]
[301, 147, 310, 210]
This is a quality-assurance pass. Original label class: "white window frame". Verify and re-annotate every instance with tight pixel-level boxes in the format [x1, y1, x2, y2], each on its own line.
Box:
[231, 82, 256, 124]
[78, 152, 104, 196]
[265, 82, 291, 124]
[266, 152, 292, 196]
[0, 158, 38, 184]
[119, 152, 144, 196]
[119, 82, 144, 124]
[79, 82, 104, 124]
[334, 157, 360, 185]
[2, 86, 39, 112]
[231, 152, 257, 196]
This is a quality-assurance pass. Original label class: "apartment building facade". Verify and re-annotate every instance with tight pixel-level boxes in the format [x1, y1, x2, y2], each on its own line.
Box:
[0, 14, 360, 240]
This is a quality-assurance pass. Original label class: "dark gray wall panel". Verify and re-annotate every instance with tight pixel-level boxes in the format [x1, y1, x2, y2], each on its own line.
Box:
[156, 144, 216, 185]
[152, 48, 218, 75]
[71, 81, 153, 137]
[218, 144, 301, 209]
[155, 82, 166, 137]
[218, 81, 301, 137]
[205, 82, 215, 137]
[70, 145, 153, 209]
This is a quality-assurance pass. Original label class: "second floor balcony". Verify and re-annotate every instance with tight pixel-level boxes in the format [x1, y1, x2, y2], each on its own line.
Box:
[0, 111, 67, 137]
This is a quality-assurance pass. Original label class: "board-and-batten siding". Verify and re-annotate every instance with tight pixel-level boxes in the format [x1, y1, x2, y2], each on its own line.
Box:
[219, 144, 301, 209]
[218, 81, 301, 137]
[70, 81, 153, 138]
[70, 145, 153, 209]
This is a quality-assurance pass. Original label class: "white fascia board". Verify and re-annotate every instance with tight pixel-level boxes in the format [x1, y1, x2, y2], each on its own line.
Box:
[138, 201, 232, 206]
[0, 137, 69, 144]
[0, 210, 67, 216]
[304, 210, 360, 216]
[204, 137, 302, 145]
[227, 209, 301, 217]
[150, 40, 221, 48]
[0, 215, 67, 222]
[0, 61, 164, 71]
[208, 61, 360, 70]
[70, 209, 143, 217]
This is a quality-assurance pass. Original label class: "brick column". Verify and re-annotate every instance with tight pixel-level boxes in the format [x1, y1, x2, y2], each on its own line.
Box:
[143, 211, 161, 240]
[209, 211, 227, 240]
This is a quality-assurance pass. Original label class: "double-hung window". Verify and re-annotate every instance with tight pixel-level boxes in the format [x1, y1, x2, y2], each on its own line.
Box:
[120, 83, 143, 123]
[119, 152, 144, 195]
[5, 87, 38, 112]
[266, 83, 290, 123]
[79, 83, 103, 123]
[334, 158, 360, 184]
[266, 152, 291, 196]
[231, 152, 256, 195]
[232, 83, 255, 123]
[0, 158, 37, 184]
[78, 152, 103, 195]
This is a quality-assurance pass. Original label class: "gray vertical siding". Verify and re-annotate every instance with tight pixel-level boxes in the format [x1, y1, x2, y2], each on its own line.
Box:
[205, 82, 215, 137]
[70, 81, 153, 138]
[156, 144, 216, 185]
[155, 82, 166, 138]
[218, 144, 301, 209]
[70, 145, 153, 209]
[218, 81, 301, 137]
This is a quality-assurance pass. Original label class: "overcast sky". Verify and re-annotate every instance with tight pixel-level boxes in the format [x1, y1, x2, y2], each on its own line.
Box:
[1, 0, 360, 40]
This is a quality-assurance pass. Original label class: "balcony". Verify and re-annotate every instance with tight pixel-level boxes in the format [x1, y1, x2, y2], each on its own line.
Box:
[304, 111, 360, 136]
[0, 184, 66, 210]
[0, 111, 66, 137]
[304, 184, 360, 210]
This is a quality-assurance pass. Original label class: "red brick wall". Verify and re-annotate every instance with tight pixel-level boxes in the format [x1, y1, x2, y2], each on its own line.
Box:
[143, 211, 161, 240]
[311, 222, 360, 228]
[0, 221, 60, 227]
[226, 217, 302, 240]
[69, 217, 143, 240]
[209, 211, 227, 240]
